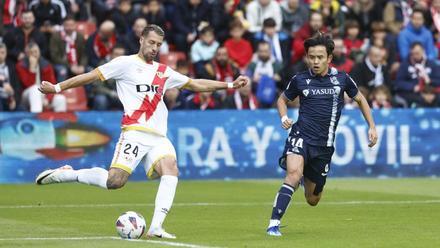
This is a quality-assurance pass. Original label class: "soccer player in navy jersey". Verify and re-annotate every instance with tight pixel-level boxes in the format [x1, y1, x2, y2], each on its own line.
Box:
[266, 34, 378, 236]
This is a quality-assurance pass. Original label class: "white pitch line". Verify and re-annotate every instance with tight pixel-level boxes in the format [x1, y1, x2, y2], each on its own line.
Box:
[0, 236, 220, 248]
[0, 200, 439, 209]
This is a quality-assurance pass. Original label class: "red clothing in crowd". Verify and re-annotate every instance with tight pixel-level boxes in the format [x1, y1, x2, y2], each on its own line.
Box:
[16, 58, 57, 100]
[224, 38, 253, 69]
[343, 38, 364, 56]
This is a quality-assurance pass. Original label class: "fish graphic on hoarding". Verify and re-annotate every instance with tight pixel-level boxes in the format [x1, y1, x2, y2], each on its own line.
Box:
[0, 113, 111, 160]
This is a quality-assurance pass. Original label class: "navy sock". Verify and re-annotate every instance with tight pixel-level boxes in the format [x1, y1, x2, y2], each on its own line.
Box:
[271, 183, 295, 220]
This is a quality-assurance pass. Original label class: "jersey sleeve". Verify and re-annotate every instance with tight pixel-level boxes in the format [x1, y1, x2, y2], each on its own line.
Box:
[345, 73, 359, 98]
[283, 75, 300, 101]
[165, 66, 191, 89]
[96, 56, 126, 81]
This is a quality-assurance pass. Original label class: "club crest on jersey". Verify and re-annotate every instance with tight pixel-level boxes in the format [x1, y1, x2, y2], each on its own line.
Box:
[303, 89, 309, 97]
[330, 76, 340, 85]
[156, 71, 165, 79]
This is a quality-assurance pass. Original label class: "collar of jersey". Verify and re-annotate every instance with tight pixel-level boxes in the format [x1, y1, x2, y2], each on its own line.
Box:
[308, 67, 338, 77]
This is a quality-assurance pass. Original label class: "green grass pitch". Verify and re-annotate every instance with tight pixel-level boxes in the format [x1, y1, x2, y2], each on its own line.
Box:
[0, 179, 439, 248]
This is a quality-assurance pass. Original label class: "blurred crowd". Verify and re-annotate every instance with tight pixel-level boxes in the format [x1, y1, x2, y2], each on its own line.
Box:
[1, 0, 440, 113]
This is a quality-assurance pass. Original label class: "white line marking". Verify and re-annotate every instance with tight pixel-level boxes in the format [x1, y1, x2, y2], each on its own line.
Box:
[0, 200, 439, 209]
[0, 236, 220, 248]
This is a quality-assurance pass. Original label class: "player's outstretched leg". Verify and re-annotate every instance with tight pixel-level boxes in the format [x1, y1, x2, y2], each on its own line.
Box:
[267, 154, 304, 236]
[147, 157, 178, 239]
[36, 166, 128, 190]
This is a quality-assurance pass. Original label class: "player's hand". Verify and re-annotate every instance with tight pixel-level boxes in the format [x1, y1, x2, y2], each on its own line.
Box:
[281, 116, 293, 130]
[38, 81, 56, 94]
[368, 127, 378, 147]
[232, 76, 249, 89]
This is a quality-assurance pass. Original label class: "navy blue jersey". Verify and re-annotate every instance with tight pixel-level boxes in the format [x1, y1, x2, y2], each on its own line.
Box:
[284, 68, 359, 147]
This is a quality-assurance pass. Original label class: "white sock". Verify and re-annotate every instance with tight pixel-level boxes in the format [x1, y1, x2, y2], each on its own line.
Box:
[76, 167, 108, 189]
[149, 175, 178, 231]
[268, 219, 281, 228]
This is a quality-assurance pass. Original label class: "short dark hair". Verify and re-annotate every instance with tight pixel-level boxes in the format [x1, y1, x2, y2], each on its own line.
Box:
[141, 24, 165, 37]
[263, 18, 276, 28]
[200, 25, 214, 35]
[304, 33, 335, 56]
[410, 41, 424, 50]
[411, 8, 425, 18]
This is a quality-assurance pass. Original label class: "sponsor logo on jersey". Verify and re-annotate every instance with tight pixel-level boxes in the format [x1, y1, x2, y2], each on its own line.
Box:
[306, 79, 311, 85]
[305, 86, 341, 96]
[136, 84, 163, 94]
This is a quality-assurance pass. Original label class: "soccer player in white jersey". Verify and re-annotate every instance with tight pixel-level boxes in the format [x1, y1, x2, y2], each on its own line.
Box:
[35, 25, 249, 239]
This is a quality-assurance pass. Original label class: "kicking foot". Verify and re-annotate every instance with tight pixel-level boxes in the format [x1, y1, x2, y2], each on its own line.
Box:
[266, 225, 282, 236]
[147, 228, 176, 239]
[35, 165, 73, 185]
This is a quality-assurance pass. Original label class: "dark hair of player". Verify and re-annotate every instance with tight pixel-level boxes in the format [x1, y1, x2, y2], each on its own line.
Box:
[304, 33, 335, 57]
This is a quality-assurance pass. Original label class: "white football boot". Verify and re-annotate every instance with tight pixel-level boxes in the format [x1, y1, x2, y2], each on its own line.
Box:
[147, 227, 176, 239]
[35, 165, 73, 185]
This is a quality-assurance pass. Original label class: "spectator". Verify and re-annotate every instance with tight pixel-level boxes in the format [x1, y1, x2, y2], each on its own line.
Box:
[398, 9, 438, 61]
[383, 0, 413, 35]
[370, 85, 393, 109]
[291, 11, 326, 64]
[89, 45, 125, 110]
[253, 18, 291, 66]
[0, 43, 19, 111]
[247, 41, 283, 107]
[224, 80, 259, 110]
[310, 0, 345, 36]
[280, 0, 309, 36]
[86, 20, 119, 68]
[172, 0, 212, 52]
[367, 21, 398, 68]
[210, 0, 245, 43]
[430, 0, 440, 35]
[124, 17, 148, 55]
[139, 0, 167, 32]
[16, 42, 66, 112]
[185, 91, 223, 110]
[67, 0, 89, 21]
[91, 0, 117, 25]
[246, 0, 282, 33]
[395, 42, 440, 107]
[350, 46, 389, 93]
[330, 37, 354, 73]
[3, 11, 48, 63]
[344, 0, 381, 38]
[109, 0, 137, 36]
[2, 0, 28, 32]
[203, 46, 240, 83]
[190, 26, 219, 77]
[50, 16, 87, 81]
[30, 0, 63, 29]
[343, 20, 366, 62]
[224, 20, 253, 70]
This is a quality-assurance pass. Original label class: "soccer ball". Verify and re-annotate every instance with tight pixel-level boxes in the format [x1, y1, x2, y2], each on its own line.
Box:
[115, 211, 147, 239]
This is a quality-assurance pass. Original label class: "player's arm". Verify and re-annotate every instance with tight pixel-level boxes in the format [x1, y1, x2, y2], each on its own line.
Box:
[38, 69, 100, 94]
[183, 75, 249, 92]
[277, 93, 294, 130]
[353, 92, 378, 147]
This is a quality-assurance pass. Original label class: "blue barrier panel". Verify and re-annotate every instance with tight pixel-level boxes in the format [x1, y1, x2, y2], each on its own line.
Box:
[0, 109, 439, 183]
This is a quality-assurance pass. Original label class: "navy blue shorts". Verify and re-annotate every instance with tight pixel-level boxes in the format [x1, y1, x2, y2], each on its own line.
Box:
[279, 131, 334, 194]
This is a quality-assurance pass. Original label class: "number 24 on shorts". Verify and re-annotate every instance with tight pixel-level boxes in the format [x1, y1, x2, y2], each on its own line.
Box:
[123, 143, 139, 157]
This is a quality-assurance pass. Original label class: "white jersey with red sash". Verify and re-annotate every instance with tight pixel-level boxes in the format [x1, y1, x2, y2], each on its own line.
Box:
[96, 55, 190, 136]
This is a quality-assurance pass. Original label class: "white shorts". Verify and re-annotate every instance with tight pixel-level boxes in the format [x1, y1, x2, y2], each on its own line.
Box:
[110, 130, 176, 179]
